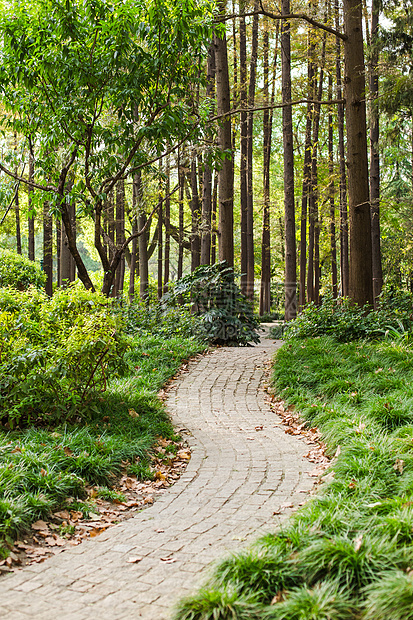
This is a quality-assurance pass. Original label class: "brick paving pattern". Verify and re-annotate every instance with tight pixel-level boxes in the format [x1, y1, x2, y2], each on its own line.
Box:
[0, 333, 315, 619]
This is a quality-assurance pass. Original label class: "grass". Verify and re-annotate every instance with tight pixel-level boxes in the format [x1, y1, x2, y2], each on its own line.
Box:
[173, 336, 413, 620]
[0, 333, 205, 547]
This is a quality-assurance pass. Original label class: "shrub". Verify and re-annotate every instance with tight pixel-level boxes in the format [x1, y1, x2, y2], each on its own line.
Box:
[163, 262, 260, 346]
[277, 288, 413, 343]
[0, 286, 128, 427]
[0, 248, 46, 290]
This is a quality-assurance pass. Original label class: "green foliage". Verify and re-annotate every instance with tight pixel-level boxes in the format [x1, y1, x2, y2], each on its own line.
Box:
[173, 587, 263, 620]
[0, 249, 46, 290]
[277, 289, 413, 342]
[163, 262, 260, 346]
[120, 299, 200, 340]
[0, 286, 127, 427]
[0, 328, 203, 545]
[363, 570, 413, 620]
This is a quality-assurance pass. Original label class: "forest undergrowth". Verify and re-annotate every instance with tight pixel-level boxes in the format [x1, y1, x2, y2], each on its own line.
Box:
[175, 319, 413, 619]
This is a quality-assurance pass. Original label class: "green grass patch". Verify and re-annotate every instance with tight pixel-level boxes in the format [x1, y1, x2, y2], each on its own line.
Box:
[0, 333, 204, 548]
[173, 336, 413, 619]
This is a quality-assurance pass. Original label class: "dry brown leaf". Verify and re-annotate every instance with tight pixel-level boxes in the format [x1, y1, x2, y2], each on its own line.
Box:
[394, 458, 405, 474]
[160, 557, 176, 564]
[31, 520, 49, 531]
[354, 534, 363, 551]
[53, 510, 70, 520]
[127, 556, 143, 563]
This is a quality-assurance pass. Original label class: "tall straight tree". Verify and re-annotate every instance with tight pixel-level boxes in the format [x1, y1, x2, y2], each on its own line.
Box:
[281, 0, 297, 320]
[369, 0, 383, 305]
[28, 149, 35, 261]
[214, 0, 234, 267]
[200, 43, 215, 266]
[239, 2, 248, 294]
[246, 0, 259, 300]
[343, 0, 373, 307]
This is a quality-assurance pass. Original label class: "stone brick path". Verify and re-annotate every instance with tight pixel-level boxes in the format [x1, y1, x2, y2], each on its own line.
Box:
[0, 333, 315, 619]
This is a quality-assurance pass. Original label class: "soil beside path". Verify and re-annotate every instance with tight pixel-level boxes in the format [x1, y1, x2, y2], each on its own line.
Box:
[0, 332, 316, 620]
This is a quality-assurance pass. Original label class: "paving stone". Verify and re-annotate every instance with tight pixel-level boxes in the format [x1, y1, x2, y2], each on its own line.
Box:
[0, 330, 315, 619]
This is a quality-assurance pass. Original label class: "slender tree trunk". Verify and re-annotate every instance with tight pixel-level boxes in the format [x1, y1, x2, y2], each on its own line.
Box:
[343, 0, 373, 307]
[28, 151, 35, 261]
[60, 198, 76, 285]
[282, 0, 297, 320]
[157, 168, 163, 298]
[215, 0, 234, 267]
[190, 156, 201, 271]
[129, 218, 137, 302]
[300, 39, 315, 309]
[336, 0, 349, 297]
[178, 152, 185, 280]
[246, 0, 259, 300]
[164, 156, 171, 292]
[211, 172, 218, 264]
[239, 3, 248, 294]
[139, 213, 149, 303]
[114, 179, 125, 297]
[369, 0, 383, 306]
[43, 202, 53, 296]
[201, 44, 215, 266]
[329, 75, 338, 297]
[259, 26, 271, 316]
[232, 0, 238, 152]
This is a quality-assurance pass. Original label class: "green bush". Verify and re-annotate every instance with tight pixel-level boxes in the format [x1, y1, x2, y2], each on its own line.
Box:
[0, 286, 128, 427]
[163, 262, 260, 346]
[0, 248, 46, 290]
[277, 289, 413, 342]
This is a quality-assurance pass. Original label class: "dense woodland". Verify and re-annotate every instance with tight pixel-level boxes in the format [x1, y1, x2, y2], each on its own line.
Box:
[0, 0, 411, 317]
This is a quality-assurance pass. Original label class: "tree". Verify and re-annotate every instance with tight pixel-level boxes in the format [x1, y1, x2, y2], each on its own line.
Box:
[0, 0, 213, 295]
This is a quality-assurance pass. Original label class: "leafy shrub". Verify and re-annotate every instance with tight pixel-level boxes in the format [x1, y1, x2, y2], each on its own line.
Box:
[0, 286, 128, 427]
[0, 248, 46, 290]
[163, 262, 260, 346]
[120, 299, 200, 339]
[277, 290, 413, 342]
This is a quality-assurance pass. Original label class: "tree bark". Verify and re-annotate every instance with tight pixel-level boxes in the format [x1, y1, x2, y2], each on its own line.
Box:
[329, 74, 338, 297]
[282, 0, 297, 320]
[164, 156, 171, 292]
[190, 156, 201, 271]
[239, 3, 248, 294]
[43, 202, 53, 296]
[60, 197, 76, 285]
[246, 0, 260, 300]
[343, 0, 373, 307]
[114, 179, 125, 297]
[259, 26, 271, 316]
[28, 151, 35, 261]
[215, 0, 234, 267]
[336, 0, 349, 297]
[369, 0, 383, 306]
[178, 154, 185, 279]
[200, 43, 215, 266]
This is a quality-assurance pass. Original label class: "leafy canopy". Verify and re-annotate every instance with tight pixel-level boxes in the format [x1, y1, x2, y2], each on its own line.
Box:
[0, 0, 214, 203]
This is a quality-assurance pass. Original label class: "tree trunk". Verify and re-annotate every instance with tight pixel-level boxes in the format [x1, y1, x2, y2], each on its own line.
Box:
[211, 172, 218, 264]
[282, 0, 297, 320]
[157, 168, 163, 298]
[329, 74, 338, 297]
[28, 152, 35, 261]
[336, 0, 349, 297]
[114, 179, 125, 297]
[369, 0, 383, 306]
[246, 0, 259, 300]
[215, 0, 234, 267]
[190, 156, 201, 271]
[300, 38, 315, 309]
[178, 154, 185, 279]
[259, 26, 271, 316]
[60, 197, 76, 285]
[239, 3, 248, 294]
[129, 217, 138, 302]
[164, 156, 171, 292]
[200, 43, 215, 266]
[139, 212, 149, 302]
[343, 0, 373, 307]
[43, 202, 53, 296]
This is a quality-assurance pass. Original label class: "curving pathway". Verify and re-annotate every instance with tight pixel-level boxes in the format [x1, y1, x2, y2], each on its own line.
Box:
[0, 333, 315, 620]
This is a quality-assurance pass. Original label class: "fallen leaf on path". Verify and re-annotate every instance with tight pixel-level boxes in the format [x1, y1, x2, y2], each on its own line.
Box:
[160, 557, 176, 564]
[31, 520, 48, 531]
[127, 556, 143, 563]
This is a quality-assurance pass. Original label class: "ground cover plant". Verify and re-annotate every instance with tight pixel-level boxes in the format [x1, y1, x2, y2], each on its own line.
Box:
[0, 286, 205, 559]
[174, 329, 413, 619]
